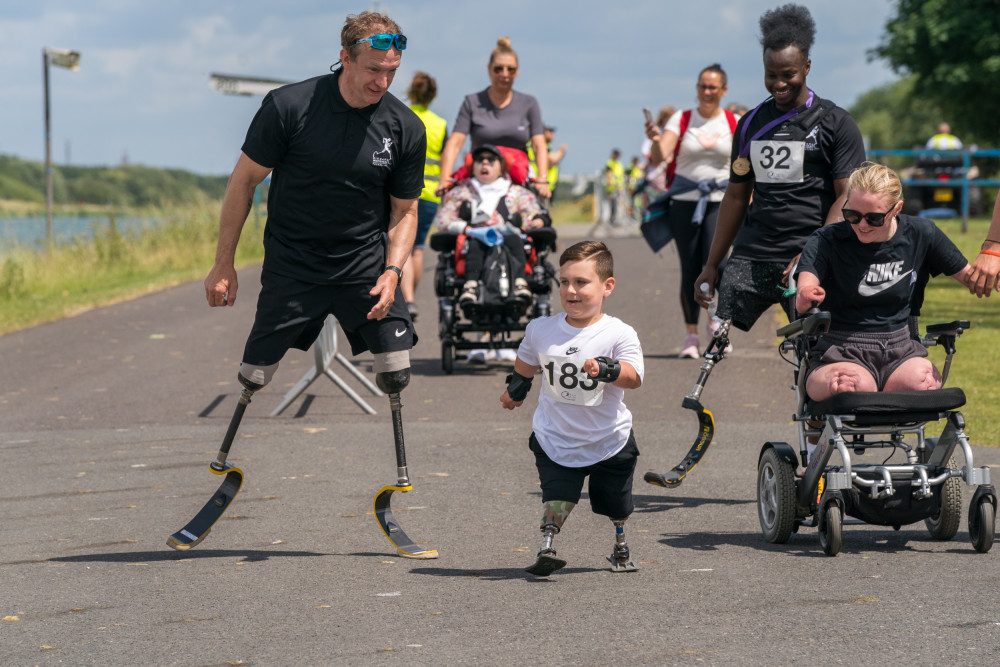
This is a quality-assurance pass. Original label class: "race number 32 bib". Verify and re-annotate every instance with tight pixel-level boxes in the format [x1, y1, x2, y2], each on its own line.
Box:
[538, 354, 605, 407]
[749, 140, 804, 184]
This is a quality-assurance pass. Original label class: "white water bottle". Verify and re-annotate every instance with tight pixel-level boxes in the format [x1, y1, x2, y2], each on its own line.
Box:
[700, 281, 718, 318]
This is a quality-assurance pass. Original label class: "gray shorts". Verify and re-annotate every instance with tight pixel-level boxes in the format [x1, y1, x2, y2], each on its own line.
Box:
[715, 258, 793, 332]
[806, 327, 928, 391]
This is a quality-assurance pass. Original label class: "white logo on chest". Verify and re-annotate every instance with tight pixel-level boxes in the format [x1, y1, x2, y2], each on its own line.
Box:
[858, 260, 913, 297]
[372, 137, 393, 167]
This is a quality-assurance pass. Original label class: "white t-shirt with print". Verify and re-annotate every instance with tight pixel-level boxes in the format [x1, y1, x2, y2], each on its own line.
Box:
[664, 109, 734, 202]
[517, 313, 644, 467]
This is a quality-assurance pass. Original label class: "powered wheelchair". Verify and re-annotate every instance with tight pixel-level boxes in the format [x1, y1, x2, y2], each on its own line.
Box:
[429, 224, 557, 374]
[757, 310, 996, 556]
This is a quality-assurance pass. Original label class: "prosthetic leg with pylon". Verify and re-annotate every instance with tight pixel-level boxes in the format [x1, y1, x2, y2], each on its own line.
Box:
[644, 318, 731, 488]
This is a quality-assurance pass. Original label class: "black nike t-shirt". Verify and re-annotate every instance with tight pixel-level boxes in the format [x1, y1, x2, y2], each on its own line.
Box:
[242, 71, 426, 284]
[728, 96, 866, 263]
[797, 215, 967, 331]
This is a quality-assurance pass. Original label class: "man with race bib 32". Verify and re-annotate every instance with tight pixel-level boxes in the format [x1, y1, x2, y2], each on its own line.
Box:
[694, 4, 866, 331]
[500, 241, 644, 576]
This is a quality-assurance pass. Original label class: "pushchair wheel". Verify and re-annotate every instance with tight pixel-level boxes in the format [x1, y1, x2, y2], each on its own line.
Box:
[969, 496, 996, 553]
[441, 342, 454, 375]
[819, 504, 843, 556]
[757, 448, 796, 544]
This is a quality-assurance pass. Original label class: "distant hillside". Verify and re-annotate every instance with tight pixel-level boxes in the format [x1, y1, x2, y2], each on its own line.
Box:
[0, 154, 229, 208]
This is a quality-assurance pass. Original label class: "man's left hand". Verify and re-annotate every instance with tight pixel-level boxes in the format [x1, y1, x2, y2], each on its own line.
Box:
[367, 271, 397, 320]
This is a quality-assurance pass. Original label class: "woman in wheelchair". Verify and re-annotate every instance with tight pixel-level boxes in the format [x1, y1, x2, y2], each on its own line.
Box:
[795, 162, 973, 404]
[434, 143, 548, 312]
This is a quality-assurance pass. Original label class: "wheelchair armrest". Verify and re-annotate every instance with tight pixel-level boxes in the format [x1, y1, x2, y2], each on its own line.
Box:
[429, 231, 459, 253]
[525, 227, 557, 252]
[922, 320, 970, 354]
[776, 310, 831, 340]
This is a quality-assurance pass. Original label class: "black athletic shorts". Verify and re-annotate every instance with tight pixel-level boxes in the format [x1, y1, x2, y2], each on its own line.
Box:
[529, 431, 639, 520]
[716, 258, 793, 332]
[242, 271, 417, 366]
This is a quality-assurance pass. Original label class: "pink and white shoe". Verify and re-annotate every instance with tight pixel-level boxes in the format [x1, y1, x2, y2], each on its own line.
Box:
[678, 334, 700, 359]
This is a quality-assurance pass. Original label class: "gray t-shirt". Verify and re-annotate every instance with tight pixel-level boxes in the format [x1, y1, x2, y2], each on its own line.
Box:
[454, 88, 543, 150]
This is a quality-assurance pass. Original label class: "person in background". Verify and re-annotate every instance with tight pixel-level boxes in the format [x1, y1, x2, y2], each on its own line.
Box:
[437, 37, 550, 201]
[528, 125, 566, 198]
[401, 71, 447, 323]
[602, 148, 625, 225]
[645, 64, 736, 358]
[925, 122, 963, 150]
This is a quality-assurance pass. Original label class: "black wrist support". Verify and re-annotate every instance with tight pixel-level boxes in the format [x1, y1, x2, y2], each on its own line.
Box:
[505, 370, 534, 401]
[592, 356, 621, 383]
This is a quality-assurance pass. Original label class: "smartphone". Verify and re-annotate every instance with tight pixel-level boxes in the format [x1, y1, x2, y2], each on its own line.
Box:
[643, 108, 653, 124]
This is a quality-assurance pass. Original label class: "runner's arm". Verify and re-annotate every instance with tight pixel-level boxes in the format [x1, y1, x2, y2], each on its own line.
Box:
[205, 152, 271, 307]
[368, 196, 418, 320]
[694, 179, 753, 306]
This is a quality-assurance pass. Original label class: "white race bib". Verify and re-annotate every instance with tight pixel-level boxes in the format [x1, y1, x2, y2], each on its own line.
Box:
[538, 354, 605, 406]
[749, 140, 805, 184]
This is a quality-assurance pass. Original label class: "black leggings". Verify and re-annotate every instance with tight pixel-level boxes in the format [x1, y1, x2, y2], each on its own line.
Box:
[667, 199, 721, 325]
[464, 234, 527, 281]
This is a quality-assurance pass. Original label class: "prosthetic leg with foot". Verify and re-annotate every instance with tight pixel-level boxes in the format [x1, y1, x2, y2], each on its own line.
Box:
[525, 523, 567, 576]
[645, 318, 730, 488]
[607, 518, 639, 572]
[167, 371, 265, 550]
[525, 500, 574, 576]
[373, 366, 438, 559]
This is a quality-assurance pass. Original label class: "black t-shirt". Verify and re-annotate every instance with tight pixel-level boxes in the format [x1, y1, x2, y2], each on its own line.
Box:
[729, 96, 866, 263]
[797, 215, 967, 331]
[242, 71, 426, 284]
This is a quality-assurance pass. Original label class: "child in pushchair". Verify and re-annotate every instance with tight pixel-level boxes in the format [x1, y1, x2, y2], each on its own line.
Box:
[757, 163, 995, 555]
[429, 143, 557, 372]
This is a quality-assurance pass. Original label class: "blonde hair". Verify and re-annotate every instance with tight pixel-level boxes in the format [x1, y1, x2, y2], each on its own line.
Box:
[847, 162, 903, 208]
[489, 37, 518, 66]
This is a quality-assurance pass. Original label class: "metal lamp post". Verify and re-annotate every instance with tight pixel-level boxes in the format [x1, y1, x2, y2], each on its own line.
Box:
[43, 47, 80, 248]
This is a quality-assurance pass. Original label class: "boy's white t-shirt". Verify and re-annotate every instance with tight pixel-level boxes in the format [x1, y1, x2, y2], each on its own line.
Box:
[517, 313, 644, 467]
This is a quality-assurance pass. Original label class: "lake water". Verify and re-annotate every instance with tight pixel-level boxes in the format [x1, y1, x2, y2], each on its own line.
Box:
[0, 215, 157, 252]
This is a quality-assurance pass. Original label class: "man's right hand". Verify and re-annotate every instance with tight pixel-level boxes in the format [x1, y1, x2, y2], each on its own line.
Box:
[694, 266, 718, 308]
[205, 264, 238, 307]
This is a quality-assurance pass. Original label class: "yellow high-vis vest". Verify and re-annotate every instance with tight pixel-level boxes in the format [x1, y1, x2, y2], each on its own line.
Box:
[410, 105, 447, 203]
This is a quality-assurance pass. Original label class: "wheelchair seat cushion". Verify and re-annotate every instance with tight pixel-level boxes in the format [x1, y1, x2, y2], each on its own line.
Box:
[805, 388, 966, 424]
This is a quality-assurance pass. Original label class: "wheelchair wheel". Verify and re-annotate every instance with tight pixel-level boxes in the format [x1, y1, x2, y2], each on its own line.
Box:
[757, 448, 796, 544]
[969, 496, 996, 553]
[441, 342, 454, 375]
[819, 504, 842, 556]
[925, 458, 962, 540]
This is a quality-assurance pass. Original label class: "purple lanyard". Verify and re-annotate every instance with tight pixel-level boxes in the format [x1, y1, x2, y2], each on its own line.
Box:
[737, 89, 815, 158]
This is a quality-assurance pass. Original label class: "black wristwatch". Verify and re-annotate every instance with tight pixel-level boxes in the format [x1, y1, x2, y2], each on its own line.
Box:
[384, 265, 403, 280]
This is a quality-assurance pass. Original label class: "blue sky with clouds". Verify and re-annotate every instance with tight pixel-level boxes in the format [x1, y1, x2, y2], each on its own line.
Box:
[3, 0, 899, 177]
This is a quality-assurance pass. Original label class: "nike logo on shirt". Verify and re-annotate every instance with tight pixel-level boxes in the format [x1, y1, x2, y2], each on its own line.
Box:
[857, 261, 913, 297]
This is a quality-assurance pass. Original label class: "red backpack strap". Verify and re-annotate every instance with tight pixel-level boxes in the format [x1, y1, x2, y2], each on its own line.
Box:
[667, 110, 692, 187]
[724, 109, 737, 134]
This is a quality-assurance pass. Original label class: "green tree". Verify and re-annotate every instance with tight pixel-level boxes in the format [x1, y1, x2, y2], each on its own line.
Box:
[871, 0, 1000, 146]
[849, 76, 944, 150]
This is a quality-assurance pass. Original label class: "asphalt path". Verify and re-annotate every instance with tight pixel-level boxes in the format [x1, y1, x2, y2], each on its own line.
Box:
[2, 224, 999, 665]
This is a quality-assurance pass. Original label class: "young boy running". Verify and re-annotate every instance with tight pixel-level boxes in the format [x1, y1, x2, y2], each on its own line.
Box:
[500, 240, 644, 575]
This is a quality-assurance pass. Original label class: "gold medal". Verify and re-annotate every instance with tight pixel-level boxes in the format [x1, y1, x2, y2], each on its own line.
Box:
[732, 156, 751, 176]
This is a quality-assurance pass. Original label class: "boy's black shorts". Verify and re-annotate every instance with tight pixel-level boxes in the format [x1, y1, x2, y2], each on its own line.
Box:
[242, 271, 417, 366]
[529, 431, 639, 520]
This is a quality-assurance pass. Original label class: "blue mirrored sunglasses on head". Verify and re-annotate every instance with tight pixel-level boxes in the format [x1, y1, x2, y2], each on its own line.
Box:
[842, 207, 891, 227]
[354, 33, 407, 50]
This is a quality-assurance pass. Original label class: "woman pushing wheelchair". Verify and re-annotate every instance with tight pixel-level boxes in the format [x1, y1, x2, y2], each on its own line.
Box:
[794, 162, 974, 403]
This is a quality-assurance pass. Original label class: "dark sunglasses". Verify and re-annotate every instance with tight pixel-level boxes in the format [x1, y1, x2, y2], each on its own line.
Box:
[473, 154, 499, 163]
[354, 33, 407, 50]
[842, 207, 892, 227]
[492, 65, 517, 73]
